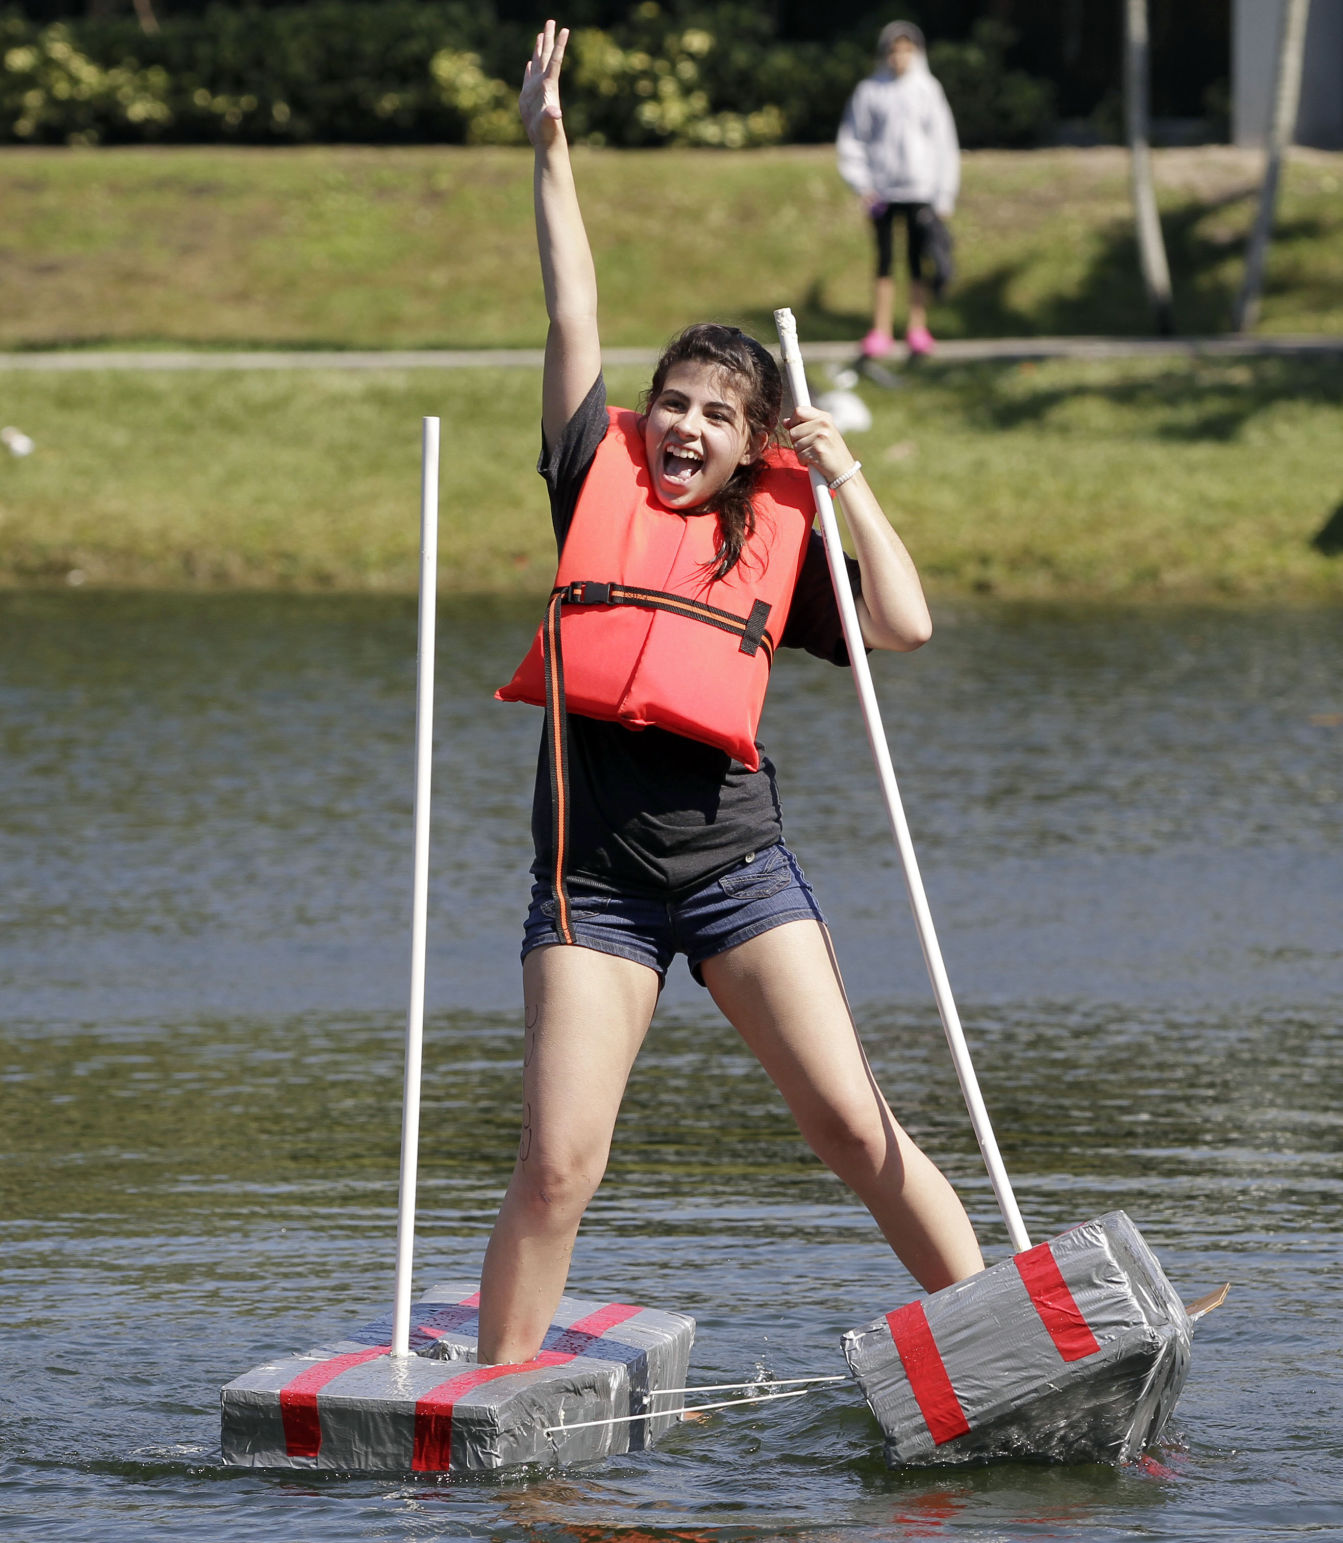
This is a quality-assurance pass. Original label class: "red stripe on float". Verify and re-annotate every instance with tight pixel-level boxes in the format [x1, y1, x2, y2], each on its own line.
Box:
[411, 1300, 642, 1471]
[886, 1302, 970, 1445]
[564, 1301, 640, 1336]
[1015, 1243, 1101, 1362]
[412, 1351, 572, 1471]
[280, 1346, 389, 1459]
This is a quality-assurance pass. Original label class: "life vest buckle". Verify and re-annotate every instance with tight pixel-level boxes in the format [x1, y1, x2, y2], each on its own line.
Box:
[561, 580, 612, 606]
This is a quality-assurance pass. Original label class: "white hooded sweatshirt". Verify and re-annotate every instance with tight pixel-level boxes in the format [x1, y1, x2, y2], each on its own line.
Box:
[836, 53, 960, 216]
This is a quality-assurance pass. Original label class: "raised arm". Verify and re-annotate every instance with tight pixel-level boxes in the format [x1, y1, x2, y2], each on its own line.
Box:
[784, 406, 932, 652]
[520, 21, 601, 448]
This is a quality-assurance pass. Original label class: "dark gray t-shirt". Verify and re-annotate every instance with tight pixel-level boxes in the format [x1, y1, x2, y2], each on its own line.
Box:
[528, 375, 857, 899]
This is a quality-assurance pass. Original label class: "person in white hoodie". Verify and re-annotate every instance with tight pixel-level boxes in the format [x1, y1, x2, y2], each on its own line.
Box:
[837, 21, 960, 358]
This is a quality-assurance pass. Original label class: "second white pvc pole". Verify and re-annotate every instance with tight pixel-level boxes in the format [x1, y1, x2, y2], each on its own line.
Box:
[773, 310, 1031, 1256]
[391, 416, 440, 1356]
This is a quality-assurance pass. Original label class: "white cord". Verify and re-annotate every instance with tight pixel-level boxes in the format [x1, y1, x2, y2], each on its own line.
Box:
[543, 1382, 841, 1437]
[646, 1374, 849, 1397]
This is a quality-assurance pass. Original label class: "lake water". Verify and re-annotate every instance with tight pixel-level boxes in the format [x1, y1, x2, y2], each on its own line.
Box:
[2, 592, 1340, 1541]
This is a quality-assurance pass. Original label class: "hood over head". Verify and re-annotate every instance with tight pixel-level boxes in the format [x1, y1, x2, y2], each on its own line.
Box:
[877, 19, 927, 57]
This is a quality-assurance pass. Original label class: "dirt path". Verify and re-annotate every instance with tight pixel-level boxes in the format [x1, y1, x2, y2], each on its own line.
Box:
[2, 335, 1342, 371]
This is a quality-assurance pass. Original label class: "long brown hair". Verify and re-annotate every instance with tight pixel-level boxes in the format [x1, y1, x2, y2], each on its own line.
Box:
[641, 323, 783, 582]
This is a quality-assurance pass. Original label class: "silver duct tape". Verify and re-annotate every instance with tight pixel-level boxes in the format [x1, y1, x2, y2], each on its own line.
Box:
[843, 1211, 1192, 1466]
[221, 1280, 695, 1473]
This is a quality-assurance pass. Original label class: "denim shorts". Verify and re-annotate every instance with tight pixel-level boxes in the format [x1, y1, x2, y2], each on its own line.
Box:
[521, 840, 827, 986]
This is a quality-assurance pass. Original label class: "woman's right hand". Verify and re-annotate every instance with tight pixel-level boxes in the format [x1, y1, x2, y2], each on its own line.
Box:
[519, 19, 569, 148]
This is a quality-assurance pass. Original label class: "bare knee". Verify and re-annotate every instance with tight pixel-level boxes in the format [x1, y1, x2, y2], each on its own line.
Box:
[802, 1106, 899, 1192]
[507, 1149, 606, 1226]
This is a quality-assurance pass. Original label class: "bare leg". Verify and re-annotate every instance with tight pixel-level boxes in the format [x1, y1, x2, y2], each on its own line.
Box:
[477, 944, 661, 1364]
[907, 279, 929, 336]
[701, 920, 983, 1291]
[871, 275, 896, 343]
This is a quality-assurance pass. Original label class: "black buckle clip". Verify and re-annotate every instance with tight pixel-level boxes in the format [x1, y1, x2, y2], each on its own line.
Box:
[562, 580, 611, 606]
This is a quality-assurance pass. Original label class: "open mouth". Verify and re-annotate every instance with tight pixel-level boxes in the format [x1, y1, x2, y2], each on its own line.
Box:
[661, 445, 703, 487]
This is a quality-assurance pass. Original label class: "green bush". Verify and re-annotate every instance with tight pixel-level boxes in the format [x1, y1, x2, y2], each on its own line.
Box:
[0, 2, 1055, 148]
[1, 16, 171, 142]
[562, 3, 795, 148]
[930, 20, 1056, 150]
[1, 2, 510, 144]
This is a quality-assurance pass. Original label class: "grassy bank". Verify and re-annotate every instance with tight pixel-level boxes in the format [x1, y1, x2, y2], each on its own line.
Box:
[3, 354, 1340, 601]
[1, 145, 1342, 348]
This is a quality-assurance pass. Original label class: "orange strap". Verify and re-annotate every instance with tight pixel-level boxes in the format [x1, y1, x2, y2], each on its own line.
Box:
[541, 581, 776, 944]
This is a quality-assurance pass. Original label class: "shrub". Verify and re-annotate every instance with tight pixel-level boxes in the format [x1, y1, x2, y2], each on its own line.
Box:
[1, 15, 171, 142]
[929, 20, 1056, 150]
[562, 5, 790, 148]
[1, 2, 511, 144]
[0, 2, 1057, 149]
[430, 46, 523, 145]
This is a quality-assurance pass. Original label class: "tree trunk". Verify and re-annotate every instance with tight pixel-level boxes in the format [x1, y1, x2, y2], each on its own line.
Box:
[86, 0, 160, 33]
[1123, 0, 1175, 335]
[1233, 0, 1312, 333]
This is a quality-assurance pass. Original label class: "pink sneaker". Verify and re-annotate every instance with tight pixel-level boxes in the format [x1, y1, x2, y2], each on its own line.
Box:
[905, 324, 936, 357]
[861, 329, 895, 358]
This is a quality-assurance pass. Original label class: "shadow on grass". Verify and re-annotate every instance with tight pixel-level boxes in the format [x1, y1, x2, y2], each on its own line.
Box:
[728, 277, 860, 354]
[942, 187, 1276, 339]
[915, 353, 1343, 444]
[1313, 502, 1343, 557]
[739, 184, 1336, 345]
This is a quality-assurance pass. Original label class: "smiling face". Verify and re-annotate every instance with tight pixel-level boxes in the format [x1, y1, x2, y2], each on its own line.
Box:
[643, 360, 766, 510]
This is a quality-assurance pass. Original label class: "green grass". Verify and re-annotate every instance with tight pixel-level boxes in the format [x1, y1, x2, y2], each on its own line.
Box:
[1, 144, 1341, 348]
[2, 143, 1340, 599]
[3, 355, 1340, 601]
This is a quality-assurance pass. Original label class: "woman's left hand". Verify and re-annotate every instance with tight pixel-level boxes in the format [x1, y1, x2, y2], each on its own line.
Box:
[784, 404, 857, 488]
[519, 20, 569, 148]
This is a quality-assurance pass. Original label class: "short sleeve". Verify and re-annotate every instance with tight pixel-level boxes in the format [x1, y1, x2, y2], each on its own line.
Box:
[780, 530, 862, 666]
[538, 375, 610, 550]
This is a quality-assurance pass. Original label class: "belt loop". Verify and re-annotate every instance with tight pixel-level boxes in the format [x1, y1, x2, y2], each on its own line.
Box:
[739, 599, 772, 656]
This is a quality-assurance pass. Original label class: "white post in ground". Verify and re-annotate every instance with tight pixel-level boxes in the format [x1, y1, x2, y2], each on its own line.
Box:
[1124, 0, 1175, 335]
[1234, 0, 1313, 332]
[773, 309, 1031, 1256]
[391, 416, 440, 1357]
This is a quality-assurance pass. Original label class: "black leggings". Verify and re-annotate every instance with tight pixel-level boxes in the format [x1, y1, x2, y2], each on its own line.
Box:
[871, 202, 931, 282]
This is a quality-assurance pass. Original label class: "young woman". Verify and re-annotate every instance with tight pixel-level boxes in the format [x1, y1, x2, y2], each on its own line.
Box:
[478, 20, 983, 1366]
[836, 21, 960, 358]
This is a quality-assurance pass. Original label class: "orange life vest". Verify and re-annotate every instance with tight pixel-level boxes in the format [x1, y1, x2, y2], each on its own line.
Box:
[496, 405, 815, 945]
[497, 407, 815, 771]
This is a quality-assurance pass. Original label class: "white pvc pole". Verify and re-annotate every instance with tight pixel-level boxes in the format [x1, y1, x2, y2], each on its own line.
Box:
[391, 417, 440, 1356]
[1234, 0, 1312, 333]
[1124, 0, 1175, 334]
[773, 310, 1031, 1255]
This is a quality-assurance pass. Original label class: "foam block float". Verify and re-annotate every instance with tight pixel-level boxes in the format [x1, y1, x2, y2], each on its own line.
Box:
[843, 1210, 1220, 1466]
[221, 1280, 695, 1472]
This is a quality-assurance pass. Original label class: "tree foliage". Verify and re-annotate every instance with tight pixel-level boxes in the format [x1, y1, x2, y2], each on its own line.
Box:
[0, 1, 1056, 147]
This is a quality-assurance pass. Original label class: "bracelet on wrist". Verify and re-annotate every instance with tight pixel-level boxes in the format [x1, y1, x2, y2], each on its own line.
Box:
[826, 460, 862, 492]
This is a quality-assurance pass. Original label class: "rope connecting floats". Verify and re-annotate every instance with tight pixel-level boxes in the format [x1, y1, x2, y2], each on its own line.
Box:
[542, 1374, 851, 1437]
